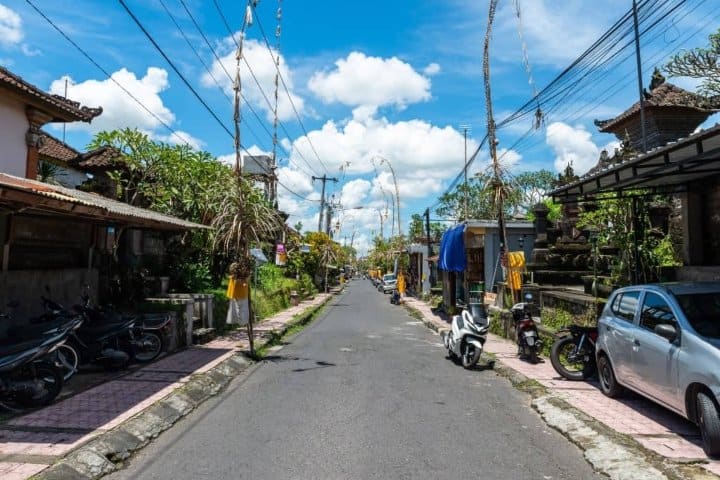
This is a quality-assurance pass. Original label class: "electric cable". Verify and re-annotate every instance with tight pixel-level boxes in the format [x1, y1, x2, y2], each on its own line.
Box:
[24, 0, 196, 147]
[118, 0, 235, 139]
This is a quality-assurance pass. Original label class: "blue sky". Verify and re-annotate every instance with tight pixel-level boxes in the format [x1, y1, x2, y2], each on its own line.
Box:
[1, 0, 718, 255]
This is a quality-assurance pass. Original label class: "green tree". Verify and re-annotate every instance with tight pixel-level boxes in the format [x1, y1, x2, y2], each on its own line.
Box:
[665, 28, 720, 97]
[436, 169, 556, 221]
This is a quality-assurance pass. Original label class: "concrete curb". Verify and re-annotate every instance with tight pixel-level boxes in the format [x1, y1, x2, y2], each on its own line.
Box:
[405, 299, 717, 480]
[32, 296, 333, 480]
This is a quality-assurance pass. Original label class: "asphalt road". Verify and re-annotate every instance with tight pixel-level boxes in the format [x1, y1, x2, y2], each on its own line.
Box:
[109, 280, 603, 479]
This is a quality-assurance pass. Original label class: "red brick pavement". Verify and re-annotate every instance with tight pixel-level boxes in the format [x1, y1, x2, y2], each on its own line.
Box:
[0, 293, 332, 480]
[403, 296, 719, 475]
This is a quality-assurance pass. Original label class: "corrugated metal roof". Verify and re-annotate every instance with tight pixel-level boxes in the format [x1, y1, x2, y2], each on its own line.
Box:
[0, 173, 207, 230]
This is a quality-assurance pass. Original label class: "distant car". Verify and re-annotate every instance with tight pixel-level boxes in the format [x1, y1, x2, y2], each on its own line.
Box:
[595, 282, 720, 456]
[380, 274, 397, 294]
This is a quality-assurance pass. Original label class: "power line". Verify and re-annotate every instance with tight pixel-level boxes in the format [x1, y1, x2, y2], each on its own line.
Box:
[158, 0, 271, 153]
[211, 0, 326, 177]
[252, 5, 330, 173]
[24, 0, 195, 147]
[118, 0, 235, 139]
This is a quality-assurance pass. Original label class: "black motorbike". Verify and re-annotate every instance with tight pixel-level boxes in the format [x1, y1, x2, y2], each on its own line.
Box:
[39, 293, 135, 372]
[550, 324, 598, 381]
[511, 300, 543, 364]
[73, 289, 167, 364]
[0, 316, 67, 410]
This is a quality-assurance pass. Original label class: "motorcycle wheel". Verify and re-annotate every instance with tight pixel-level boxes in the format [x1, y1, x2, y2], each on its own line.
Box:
[461, 342, 481, 369]
[133, 332, 163, 363]
[527, 346, 539, 364]
[56, 344, 79, 381]
[16, 364, 63, 408]
[550, 336, 594, 380]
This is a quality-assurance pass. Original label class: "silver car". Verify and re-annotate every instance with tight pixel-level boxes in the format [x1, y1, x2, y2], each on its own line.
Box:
[380, 274, 397, 294]
[596, 282, 720, 456]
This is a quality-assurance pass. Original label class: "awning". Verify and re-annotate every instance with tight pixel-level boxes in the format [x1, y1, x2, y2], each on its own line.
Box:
[550, 123, 720, 203]
[0, 172, 207, 230]
[438, 224, 466, 272]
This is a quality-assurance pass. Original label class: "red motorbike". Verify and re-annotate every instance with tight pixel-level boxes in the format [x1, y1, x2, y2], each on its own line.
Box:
[511, 301, 542, 364]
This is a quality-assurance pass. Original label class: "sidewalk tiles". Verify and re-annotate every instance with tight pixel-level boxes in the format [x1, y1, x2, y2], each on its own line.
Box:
[0, 293, 332, 480]
[403, 297, 720, 476]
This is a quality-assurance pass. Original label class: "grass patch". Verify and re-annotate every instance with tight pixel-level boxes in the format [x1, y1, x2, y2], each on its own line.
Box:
[253, 303, 326, 358]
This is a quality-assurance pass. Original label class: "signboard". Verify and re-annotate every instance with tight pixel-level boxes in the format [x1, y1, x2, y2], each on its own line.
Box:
[243, 155, 272, 176]
[484, 292, 497, 305]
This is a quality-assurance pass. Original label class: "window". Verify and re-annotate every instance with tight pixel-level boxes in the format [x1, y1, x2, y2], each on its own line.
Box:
[676, 292, 720, 338]
[640, 292, 676, 332]
[611, 291, 640, 322]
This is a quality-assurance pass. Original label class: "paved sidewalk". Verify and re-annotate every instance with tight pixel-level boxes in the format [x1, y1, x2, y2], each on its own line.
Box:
[403, 296, 720, 478]
[0, 293, 333, 480]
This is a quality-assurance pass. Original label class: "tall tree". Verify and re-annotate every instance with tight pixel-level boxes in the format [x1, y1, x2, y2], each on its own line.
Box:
[664, 28, 720, 97]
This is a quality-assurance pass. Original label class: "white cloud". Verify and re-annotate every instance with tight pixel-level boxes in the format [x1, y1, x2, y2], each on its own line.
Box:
[50, 68, 176, 134]
[423, 63, 441, 76]
[308, 52, 432, 110]
[154, 130, 204, 150]
[201, 38, 304, 122]
[339, 179, 371, 208]
[545, 122, 601, 175]
[0, 4, 22, 47]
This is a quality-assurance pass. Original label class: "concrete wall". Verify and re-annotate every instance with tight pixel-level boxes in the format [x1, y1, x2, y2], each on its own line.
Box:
[0, 96, 28, 177]
[3, 268, 98, 320]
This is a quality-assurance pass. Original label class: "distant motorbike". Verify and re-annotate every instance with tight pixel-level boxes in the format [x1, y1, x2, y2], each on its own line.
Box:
[511, 298, 542, 364]
[442, 301, 488, 369]
[550, 324, 598, 380]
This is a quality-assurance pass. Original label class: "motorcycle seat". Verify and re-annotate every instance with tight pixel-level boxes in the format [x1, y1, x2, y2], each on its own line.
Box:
[568, 325, 597, 334]
[80, 319, 134, 338]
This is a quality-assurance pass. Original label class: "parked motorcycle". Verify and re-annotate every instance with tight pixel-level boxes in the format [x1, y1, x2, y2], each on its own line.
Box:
[39, 292, 135, 372]
[0, 323, 67, 410]
[511, 299, 543, 364]
[74, 288, 167, 364]
[442, 301, 488, 369]
[550, 324, 598, 380]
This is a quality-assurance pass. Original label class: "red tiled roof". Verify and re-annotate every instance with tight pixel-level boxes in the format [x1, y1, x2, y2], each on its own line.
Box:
[38, 132, 79, 163]
[77, 147, 124, 169]
[0, 66, 102, 122]
[595, 82, 720, 132]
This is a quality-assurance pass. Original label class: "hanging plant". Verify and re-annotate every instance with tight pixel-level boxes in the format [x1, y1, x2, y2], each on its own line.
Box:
[229, 255, 255, 279]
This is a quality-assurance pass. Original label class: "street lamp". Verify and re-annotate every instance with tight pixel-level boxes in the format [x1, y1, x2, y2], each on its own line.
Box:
[373, 155, 401, 239]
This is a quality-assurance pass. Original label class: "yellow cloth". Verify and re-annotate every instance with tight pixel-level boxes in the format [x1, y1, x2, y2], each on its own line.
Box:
[507, 251, 525, 291]
[226, 277, 249, 300]
[397, 273, 406, 294]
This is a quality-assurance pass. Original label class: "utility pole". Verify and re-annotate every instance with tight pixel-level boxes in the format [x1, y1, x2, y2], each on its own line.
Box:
[632, 0, 647, 153]
[325, 194, 340, 237]
[459, 124, 471, 220]
[312, 175, 337, 232]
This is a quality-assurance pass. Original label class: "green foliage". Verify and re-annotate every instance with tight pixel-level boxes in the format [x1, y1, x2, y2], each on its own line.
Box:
[540, 308, 575, 331]
[170, 261, 212, 293]
[435, 169, 557, 221]
[577, 194, 680, 285]
[664, 28, 720, 97]
[257, 263, 286, 292]
[37, 161, 66, 184]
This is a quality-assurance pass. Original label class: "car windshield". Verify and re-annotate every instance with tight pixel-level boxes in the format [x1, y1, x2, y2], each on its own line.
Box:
[675, 292, 720, 338]
[383, 274, 396, 282]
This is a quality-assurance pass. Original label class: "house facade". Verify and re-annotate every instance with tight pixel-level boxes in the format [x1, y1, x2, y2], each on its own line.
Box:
[0, 66, 204, 320]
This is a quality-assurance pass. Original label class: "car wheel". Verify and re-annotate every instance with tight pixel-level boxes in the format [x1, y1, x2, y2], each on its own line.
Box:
[697, 392, 720, 457]
[597, 354, 623, 398]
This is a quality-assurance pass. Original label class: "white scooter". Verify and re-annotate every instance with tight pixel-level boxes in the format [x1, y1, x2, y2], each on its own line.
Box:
[441, 301, 489, 369]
